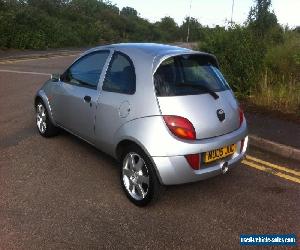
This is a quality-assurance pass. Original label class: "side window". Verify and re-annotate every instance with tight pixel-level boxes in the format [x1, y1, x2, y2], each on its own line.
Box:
[64, 51, 109, 89]
[102, 52, 136, 94]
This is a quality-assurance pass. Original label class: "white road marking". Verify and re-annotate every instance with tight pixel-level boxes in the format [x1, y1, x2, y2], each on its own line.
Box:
[0, 69, 50, 76]
[0, 53, 80, 64]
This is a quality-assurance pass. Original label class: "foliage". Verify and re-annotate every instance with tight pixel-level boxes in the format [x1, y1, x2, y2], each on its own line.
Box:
[264, 31, 300, 83]
[155, 17, 180, 42]
[250, 80, 299, 115]
[180, 17, 204, 42]
[0, 0, 174, 48]
[121, 6, 138, 17]
[255, 31, 300, 114]
[200, 25, 264, 95]
[247, 0, 278, 37]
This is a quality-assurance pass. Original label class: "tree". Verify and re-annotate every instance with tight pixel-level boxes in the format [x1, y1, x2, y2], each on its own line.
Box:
[27, 0, 66, 15]
[156, 16, 179, 42]
[200, 25, 264, 95]
[180, 17, 203, 42]
[0, 0, 5, 11]
[120, 7, 138, 17]
[247, 0, 279, 38]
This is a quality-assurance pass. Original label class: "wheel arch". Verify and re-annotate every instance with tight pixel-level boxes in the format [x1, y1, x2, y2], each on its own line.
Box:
[115, 138, 163, 184]
[34, 90, 56, 125]
[116, 139, 149, 161]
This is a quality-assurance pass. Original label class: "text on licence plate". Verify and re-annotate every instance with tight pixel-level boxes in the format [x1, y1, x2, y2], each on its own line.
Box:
[204, 144, 236, 163]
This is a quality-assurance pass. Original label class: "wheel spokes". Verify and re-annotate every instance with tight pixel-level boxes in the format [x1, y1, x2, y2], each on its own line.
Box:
[128, 154, 135, 170]
[36, 104, 47, 134]
[41, 122, 46, 132]
[131, 182, 137, 195]
[41, 112, 46, 121]
[123, 168, 132, 178]
[137, 175, 149, 186]
[136, 184, 146, 198]
[134, 157, 144, 171]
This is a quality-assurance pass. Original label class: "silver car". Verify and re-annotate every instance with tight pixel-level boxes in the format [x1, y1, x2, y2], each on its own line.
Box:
[35, 43, 248, 206]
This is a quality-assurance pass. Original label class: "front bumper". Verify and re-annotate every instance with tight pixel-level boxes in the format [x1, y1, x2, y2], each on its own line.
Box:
[152, 136, 248, 185]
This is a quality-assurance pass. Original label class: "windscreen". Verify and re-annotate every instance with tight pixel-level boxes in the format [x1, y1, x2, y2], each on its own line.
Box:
[154, 54, 230, 97]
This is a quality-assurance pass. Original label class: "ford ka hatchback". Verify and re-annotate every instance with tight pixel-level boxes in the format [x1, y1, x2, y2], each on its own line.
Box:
[34, 43, 248, 206]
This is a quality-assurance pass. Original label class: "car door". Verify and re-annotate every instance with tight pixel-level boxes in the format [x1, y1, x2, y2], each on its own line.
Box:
[95, 51, 136, 154]
[52, 50, 110, 143]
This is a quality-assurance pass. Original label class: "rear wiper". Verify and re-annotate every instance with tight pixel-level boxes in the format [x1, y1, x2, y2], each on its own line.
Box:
[175, 83, 219, 100]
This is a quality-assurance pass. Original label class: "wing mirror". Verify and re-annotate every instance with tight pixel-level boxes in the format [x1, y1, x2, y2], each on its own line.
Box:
[51, 73, 60, 82]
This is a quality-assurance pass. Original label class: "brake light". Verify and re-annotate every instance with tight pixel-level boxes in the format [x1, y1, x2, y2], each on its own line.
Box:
[163, 115, 196, 140]
[185, 154, 200, 170]
[239, 107, 244, 127]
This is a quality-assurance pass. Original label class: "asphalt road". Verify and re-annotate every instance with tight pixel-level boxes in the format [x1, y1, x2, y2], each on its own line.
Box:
[0, 53, 299, 249]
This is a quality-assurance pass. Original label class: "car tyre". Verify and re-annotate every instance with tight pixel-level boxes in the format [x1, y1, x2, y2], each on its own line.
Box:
[120, 145, 161, 206]
[35, 100, 59, 137]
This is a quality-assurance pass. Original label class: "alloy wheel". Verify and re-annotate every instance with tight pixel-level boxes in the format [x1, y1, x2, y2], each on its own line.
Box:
[122, 152, 150, 201]
[36, 103, 47, 134]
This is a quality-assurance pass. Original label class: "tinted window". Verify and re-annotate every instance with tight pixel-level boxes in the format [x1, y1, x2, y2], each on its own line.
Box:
[64, 51, 109, 89]
[154, 55, 230, 96]
[102, 52, 136, 94]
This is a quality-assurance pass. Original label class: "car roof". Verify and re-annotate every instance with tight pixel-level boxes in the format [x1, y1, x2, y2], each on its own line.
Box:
[85, 43, 192, 57]
[81, 43, 219, 71]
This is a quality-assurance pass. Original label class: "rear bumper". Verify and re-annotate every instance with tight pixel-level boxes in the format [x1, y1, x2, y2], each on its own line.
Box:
[152, 136, 248, 185]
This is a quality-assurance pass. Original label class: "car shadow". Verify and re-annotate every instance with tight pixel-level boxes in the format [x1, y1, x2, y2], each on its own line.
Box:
[53, 129, 243, 208]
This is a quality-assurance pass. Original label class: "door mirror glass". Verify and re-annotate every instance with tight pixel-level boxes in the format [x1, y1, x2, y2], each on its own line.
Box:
[51, 73, 60, 82]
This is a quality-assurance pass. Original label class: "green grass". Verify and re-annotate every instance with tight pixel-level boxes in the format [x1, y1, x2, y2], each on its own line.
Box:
[247, 77, 300, 116]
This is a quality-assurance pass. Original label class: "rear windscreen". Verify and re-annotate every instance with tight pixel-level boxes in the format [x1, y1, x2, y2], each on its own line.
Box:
[154, 54, 230, 97]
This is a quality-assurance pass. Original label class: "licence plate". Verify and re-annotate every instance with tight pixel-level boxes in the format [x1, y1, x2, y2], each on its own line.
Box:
[204, 144, 236, 163]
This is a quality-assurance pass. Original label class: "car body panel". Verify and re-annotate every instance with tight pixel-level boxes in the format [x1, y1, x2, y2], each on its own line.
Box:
[152, 137, 248, 185]
[94, 47, 163, 152]
[113, 115, 247, 157]
[35, 87, 56, 125]
[49, 49, 113, 142]
[53, 83, 99, 142]
[157, 90, 240, 139]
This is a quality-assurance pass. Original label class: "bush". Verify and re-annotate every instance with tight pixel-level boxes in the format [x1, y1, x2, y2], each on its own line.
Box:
[199, 25, 264, 96]
[264, 32, 300, 84]
[252, 31, 300, 115]
[198, 24, 299, 115]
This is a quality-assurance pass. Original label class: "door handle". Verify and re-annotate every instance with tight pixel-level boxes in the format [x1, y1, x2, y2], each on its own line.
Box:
[84, 95, 91, 103]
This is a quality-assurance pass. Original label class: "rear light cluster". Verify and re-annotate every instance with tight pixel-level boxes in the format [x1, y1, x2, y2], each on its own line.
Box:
[239, 107, 244, 127]
[163, 115, 200, 170]
[163, 115, 196, 140]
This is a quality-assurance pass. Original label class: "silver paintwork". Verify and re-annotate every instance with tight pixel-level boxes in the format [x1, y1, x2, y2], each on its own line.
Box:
[152, 136, 248, 185]
[122, 152, 150, 200]
[35, 43, 248, 185]
[157, 90, 240, 140]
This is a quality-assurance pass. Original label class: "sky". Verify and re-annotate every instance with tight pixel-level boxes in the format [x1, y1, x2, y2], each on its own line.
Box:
[110, 0, 299, 28]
